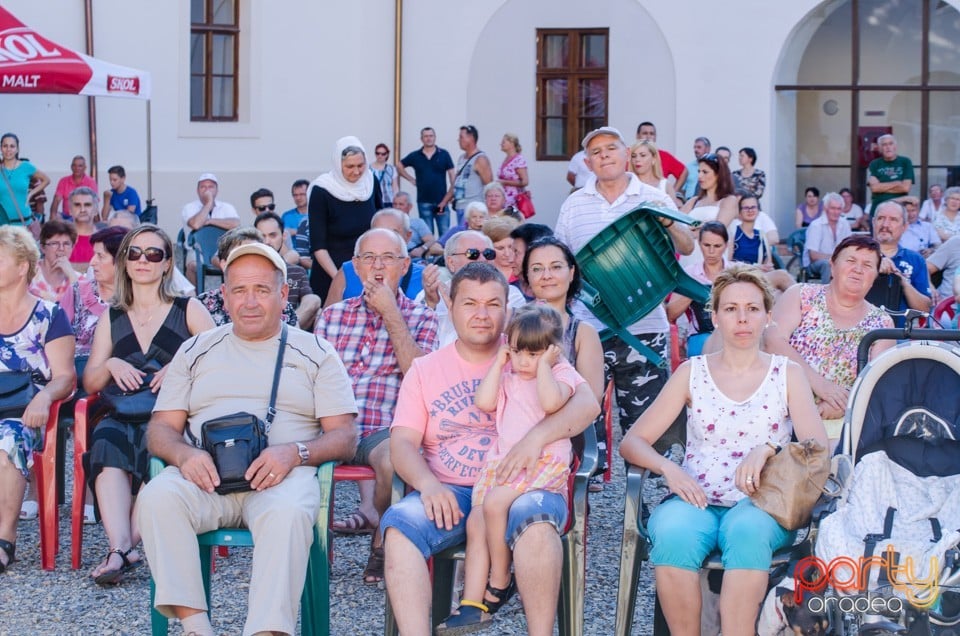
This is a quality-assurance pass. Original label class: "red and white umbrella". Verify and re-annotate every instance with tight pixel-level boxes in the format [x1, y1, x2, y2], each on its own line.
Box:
[0, 6, 150, 99]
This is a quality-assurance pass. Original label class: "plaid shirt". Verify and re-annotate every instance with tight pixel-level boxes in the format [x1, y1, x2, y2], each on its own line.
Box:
[315, 292, 438, 438]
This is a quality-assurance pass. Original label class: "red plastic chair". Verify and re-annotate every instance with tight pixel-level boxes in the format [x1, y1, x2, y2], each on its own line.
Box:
[934, 296, 957, 327]
[33, 391, 73, 571]
[70, 393, 111, 569]
[330, 464, 376, 564]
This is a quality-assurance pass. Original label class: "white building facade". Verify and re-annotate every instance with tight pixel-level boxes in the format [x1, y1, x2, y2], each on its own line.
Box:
[3, 0, 958, 238]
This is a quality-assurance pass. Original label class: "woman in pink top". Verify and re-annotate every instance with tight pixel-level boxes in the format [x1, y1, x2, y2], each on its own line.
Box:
[497, 134, 528, 206]
[437, 304, 584, 633]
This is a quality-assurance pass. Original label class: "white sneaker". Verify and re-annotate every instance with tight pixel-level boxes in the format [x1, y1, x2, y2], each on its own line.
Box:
[19, 500, 38, 521]
[84, 504, 96, 525]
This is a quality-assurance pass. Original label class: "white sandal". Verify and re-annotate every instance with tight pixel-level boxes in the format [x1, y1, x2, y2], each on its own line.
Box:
[19, 500, 38, 521]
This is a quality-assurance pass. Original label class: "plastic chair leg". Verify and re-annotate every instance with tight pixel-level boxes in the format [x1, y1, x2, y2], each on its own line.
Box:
[37, 423, 59, 570]
[614, 468, 647, 636]
[430, 556, 458, 627]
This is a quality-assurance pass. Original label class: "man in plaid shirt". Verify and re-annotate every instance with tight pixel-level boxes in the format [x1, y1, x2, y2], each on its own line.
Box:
[314, 227, 438, 583]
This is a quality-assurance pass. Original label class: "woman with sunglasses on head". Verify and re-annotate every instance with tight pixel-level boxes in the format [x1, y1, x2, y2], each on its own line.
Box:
[308, 136, 383, 299]
[82, 225, 214, 585]
[0, 133, 50, 228]
[370, 143, 399, 209]
[680, 153, 739, 268]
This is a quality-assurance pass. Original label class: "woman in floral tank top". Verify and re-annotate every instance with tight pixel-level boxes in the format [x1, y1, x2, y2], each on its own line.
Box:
[767, 235, 893, 437]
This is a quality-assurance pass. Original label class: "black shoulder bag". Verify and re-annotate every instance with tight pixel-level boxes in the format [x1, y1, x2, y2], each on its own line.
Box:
[197, 324, 287, 494]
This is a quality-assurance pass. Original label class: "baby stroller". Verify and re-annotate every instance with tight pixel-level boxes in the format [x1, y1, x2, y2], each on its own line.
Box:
[810, 327, 960, 636]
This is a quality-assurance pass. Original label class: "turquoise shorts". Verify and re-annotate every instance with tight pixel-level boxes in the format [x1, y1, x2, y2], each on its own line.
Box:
[647, 496, 794, 571]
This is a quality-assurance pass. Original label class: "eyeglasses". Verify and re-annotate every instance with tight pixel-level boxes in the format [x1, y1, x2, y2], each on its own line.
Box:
[375, 151, 388, 157]
[528, 264, 569, 278]
[740, 205, 759, 211]
[255, 203, 276, 212]
[43, 241, 73, 249]
[452, 248, 496, 261]
[126, 246, 167, 263]
[357, 253, 403, 266]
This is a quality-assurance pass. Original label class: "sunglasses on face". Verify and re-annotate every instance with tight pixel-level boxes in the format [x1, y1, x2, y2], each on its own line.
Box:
[375, 151, 388, 156]
[255, 203, 276, 212]
[452, 248, 496, 261]
[126, 246, 167, 263]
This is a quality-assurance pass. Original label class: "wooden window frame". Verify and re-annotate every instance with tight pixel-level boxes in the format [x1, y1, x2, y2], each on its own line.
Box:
[190, 0, 240, 122]
[535, 28, 609, 161]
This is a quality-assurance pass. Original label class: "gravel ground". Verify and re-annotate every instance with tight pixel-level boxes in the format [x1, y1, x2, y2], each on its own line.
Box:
[0, 424, 657, 635]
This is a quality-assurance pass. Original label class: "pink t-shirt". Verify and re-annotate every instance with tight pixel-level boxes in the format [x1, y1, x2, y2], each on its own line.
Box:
[490, 359, 584, 464]
[54, 175, 98, 215]
[391, 342, 498, 486]
[70, 234, 94, 267]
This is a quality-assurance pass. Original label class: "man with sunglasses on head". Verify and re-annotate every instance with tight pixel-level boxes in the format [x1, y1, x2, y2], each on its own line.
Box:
[315, 227, 438, 584]
[417, 230, 526, 346]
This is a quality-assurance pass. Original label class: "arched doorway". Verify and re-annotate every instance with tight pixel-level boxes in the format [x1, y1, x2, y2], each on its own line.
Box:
[775, 0, 960, 211]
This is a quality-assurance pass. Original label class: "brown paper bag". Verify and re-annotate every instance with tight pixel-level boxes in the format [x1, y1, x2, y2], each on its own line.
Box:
[750, 438, 830, 530]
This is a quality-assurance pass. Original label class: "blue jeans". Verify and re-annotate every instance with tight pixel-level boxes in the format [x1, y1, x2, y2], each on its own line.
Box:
[417, 201, 449, 236]
[381, 484, 567, 558]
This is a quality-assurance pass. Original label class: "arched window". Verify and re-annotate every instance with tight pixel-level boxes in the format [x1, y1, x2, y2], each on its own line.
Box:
[776, 0, 960, 209]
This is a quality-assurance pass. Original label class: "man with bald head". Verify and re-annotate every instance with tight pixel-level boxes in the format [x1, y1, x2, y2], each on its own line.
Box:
[315, 227, 439, 583]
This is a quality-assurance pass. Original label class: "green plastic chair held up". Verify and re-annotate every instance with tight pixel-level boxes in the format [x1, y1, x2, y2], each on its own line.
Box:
[147, 457, 335, 636]
[576, 204, 710, 368]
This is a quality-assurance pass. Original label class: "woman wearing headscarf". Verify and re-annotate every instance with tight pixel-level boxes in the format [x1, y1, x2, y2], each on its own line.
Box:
[308, 136, 383, 298]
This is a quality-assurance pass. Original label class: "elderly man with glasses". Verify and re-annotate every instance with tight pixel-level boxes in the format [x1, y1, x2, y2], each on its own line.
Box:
[314, 227, 439, 585]
[418, 229, 527, 346]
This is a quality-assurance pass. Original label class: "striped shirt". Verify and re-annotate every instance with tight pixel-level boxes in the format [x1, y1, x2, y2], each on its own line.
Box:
[555, 173, 678, 335]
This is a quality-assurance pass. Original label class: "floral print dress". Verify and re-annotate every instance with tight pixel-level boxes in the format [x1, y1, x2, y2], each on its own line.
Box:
[684, 354, 790, 506]
[498, 153, 528, 206]
[0, 300, 73, 477]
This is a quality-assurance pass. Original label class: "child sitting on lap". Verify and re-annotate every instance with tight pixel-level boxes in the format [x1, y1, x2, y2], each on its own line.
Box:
[437, 304, 585, 633]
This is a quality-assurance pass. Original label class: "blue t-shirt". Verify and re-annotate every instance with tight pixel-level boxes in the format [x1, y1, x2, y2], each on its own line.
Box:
[341, 260, 424, 300]
[731, 226, 768, 265]
[108, 186, 142, 216]
[282, 208, 307, 233]
[400, 147, 454, 204]
[887, 246, 931, 326]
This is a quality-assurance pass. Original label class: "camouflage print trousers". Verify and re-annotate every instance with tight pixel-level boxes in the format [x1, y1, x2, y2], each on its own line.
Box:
[598, 332, 686, 471]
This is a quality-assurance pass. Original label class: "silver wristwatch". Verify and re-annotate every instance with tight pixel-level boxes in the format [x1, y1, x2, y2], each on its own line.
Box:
[295, 442, 310, 465]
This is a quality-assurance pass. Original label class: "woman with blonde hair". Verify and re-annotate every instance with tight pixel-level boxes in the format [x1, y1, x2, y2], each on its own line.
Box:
[0, 225, 76, 573]
[497, 133, 529, 207]
[82, 225, 214, 584]
[630, 140, 681, 205]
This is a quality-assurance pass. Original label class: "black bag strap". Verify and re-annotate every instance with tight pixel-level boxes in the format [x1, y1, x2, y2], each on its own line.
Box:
[265, 323, 288, 426]
[930, 517, 943, 543]
[455, 151, 483, 178]
[861, 506, 897, 592]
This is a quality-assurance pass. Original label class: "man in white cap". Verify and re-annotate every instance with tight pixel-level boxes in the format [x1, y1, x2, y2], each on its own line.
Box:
[181, 173, 241, 285]
[138, 241, 358, 636]
[555, 126, 694, 467]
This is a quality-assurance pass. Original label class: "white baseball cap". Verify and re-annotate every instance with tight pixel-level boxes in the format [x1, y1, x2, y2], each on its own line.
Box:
[224, 242, 287, 277]
[197, 173, 219, 185]
[581, 126, 626, 149]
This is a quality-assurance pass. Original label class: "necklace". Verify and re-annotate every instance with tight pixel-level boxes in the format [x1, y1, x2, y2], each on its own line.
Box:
[131, 304, 161, 328]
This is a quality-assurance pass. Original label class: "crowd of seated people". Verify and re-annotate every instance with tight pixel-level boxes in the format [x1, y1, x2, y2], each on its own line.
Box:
[2, 122, 960, 636]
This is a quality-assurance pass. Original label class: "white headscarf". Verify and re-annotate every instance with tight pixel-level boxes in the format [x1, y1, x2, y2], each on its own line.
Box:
[311, 136, 374, 202]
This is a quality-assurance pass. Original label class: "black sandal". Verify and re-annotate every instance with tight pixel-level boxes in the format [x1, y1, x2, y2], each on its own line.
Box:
[483, 575, 516, 614]
[93, 547, 142, 585]
[0, 539, 14, 574]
